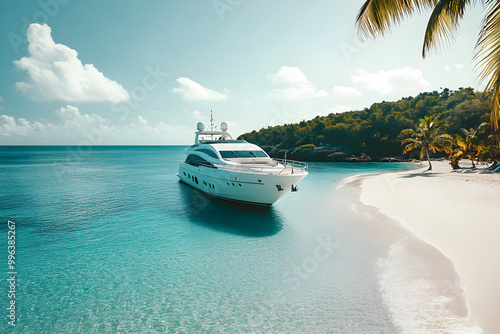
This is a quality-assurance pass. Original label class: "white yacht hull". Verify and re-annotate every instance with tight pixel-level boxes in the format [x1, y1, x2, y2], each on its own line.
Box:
[178, 163, 306, 206]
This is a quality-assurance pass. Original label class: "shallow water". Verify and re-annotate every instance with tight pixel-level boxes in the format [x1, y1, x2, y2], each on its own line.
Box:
[0, 146, 477, 333]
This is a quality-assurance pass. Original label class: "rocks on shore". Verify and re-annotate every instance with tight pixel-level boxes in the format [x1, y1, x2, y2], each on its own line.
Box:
[261, 145, 403, 162]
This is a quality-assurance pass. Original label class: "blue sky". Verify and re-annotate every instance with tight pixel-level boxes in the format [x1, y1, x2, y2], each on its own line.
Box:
[0, 0, 487, 145]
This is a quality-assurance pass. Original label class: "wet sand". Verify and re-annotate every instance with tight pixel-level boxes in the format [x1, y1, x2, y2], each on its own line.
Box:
[359, 161, 500, 333]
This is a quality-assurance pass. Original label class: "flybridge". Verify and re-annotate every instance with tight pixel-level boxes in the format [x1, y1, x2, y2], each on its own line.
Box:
[194, 121, 245, 145]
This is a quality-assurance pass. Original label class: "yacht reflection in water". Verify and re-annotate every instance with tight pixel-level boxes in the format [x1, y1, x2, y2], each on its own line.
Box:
[179, 183, 283, 237]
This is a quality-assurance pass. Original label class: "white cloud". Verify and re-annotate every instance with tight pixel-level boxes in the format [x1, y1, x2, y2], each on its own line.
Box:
[267, 105, 329, 126]
[126, 115, 191, 143]
[325, 105, 352, 114]
[1, 105, 191, 144]
[268, 66, 328, 99]
[54, 105, 111, 134]
[13, 23, 129, 103]
[351, 67, 432, 95]
[0, 114, 51, 136]
[1, 105, 112, 139]
[332, 85, 361, 98]
[192, 110, 204, 121]
[172, 77, 228, 101]
[137, 115, 148, 125]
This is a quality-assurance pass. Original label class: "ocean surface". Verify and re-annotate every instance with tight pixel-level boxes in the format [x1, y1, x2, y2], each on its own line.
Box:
[0, 146, 479, 333]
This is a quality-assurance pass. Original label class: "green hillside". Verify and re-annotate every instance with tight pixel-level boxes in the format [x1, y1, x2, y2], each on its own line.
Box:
[239, 88, 492, 157]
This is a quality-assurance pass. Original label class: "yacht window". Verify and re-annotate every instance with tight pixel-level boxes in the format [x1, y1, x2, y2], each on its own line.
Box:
[251, 150, 268, 157]
[196, 149, 218, 159]
[185, 154, 214, 167]
[220, 151, 238, 158]
[234, 151, 254, 158]
[220, 150, 268, 158]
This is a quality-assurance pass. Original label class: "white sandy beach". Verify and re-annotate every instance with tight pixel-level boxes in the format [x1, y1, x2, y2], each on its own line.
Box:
[360, 160, 500, 333]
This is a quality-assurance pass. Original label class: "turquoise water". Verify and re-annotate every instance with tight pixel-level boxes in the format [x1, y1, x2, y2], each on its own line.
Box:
[0, 146, 416, 333]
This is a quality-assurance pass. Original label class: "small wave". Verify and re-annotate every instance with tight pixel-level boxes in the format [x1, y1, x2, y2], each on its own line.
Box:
[377, 239, 482, 334]
[336, 174, 364, 189]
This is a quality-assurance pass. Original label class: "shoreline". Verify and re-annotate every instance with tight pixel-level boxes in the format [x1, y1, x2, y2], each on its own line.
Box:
[357, 161, 500, 333]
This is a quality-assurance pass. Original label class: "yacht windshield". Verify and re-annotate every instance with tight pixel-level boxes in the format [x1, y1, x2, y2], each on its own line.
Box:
[220, 151, 237, 158]
[220, 150, 268, 158]
[251, 150, 268, 157]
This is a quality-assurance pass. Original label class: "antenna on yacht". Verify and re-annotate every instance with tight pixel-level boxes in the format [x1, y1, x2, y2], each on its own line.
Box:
[209, 110, 217, 140]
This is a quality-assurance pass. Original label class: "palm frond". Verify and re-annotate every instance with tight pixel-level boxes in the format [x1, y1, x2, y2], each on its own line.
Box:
[452, 149, 464, 160]
[401, 137, 420, 145]
[455, 138, 466, 148]
[422, 0, 474, 58]
[436, 133, 454, 141]
[403, 142, 421, 155]
[479, 145, 500, 160]
[492, 83, 500, 134]
[356, 0, 436, 39]
[474, 0, 500, 136]
[460, 127, 472, 137]
[477, 121, 490, 132]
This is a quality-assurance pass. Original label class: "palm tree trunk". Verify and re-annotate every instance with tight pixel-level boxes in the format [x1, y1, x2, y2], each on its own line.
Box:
[426, 148, 432, 171]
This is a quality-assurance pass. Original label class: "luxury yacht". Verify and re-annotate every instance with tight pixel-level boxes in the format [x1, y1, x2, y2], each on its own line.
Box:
[178, 122, 308, 206]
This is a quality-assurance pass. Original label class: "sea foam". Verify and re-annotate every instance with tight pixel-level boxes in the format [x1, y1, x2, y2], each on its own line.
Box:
[377, 239, 482, 334]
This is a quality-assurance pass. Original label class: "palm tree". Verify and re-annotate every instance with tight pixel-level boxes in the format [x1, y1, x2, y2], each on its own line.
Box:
[356, 0, 500, 144]
[452, 137, 480, 168]
[462, 122, 489, 147]
[450, 122, 488, 168]
[402, 116, 452, 171]
[478, 144, 500, 169]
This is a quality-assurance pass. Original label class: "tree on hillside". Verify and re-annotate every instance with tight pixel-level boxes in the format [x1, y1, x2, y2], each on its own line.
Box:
[356, 0, 500, 144]
[401, 116, 452, 171]
[239, 89, 489, 158]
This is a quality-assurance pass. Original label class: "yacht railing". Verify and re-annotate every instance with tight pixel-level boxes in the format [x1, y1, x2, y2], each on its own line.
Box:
[273, 159, 308, 174]
[180, 159, 308, 175]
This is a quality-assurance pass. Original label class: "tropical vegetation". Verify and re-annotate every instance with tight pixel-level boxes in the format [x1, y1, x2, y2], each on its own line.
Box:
[355, 0, 500, 144]
[240, 88, 492, 159]
[449, 122, 489, 168]
[479, 145, 500, 169]
[401, 116, 452, 171]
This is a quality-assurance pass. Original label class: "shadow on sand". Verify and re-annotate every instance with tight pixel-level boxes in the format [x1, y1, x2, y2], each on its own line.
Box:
[399, 172, 441, 179]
